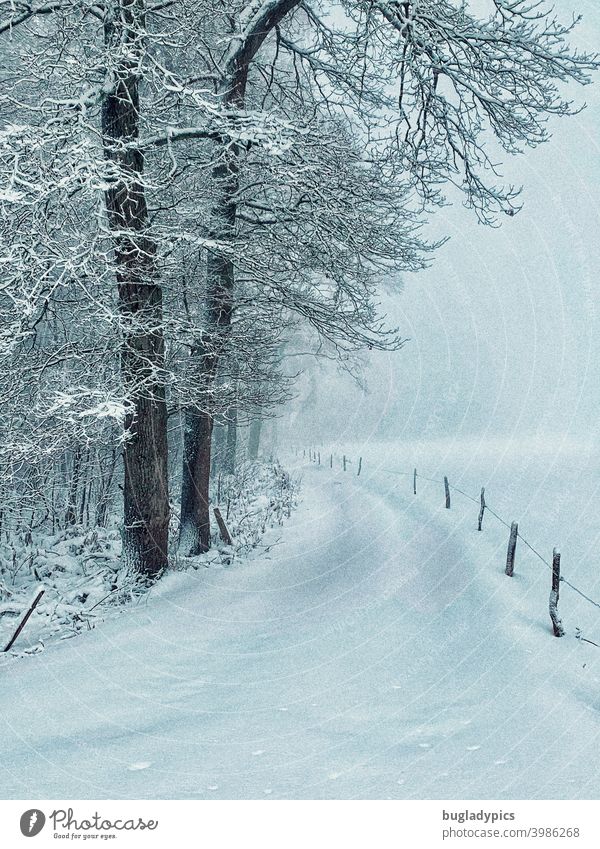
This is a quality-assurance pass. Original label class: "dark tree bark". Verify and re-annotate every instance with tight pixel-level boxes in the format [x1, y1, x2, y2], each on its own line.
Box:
[102, 0, 169, 578]
[210, 420, 226, 476]
[224, 405, 238, 476]
[248, 418, 262, 460]
[178, 118, 237, 556]
[224, 360, 239, 476]
[180, 404, 214, 555]
[78, 447, 90, 525]
[95, 445, 118, 529]
[178, 207, 235, 554]
[178, 0, 301, 555]
[64, 446, 82, 526]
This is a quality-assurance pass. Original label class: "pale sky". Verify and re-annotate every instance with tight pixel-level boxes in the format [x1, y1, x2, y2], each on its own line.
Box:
[289, 1, 600, 451]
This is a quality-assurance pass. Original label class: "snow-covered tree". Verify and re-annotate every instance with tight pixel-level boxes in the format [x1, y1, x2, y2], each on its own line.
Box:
[0, 0, 596, 573]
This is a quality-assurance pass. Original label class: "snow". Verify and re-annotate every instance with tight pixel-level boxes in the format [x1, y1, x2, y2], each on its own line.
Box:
[0, 188, 24, 203]
[0, 464, 297, 657]
[1, 441, 600, 799]
[78, 400, 131, 423]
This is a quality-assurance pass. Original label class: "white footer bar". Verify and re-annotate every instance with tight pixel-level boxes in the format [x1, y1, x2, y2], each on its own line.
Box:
[1, 800, 598, 848]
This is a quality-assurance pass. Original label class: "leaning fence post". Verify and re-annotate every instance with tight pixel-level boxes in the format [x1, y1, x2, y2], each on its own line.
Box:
[444, 476, 450, 509]
[3, 588, 45, 653]
[343, 455, 347, 472]
[357, 457, 362, 476]
[550, 548, 565, 637]
[213, 507, 233, 546]
[478, 487, 486, 531]
[505, 521, 518, 576]
[413, 468, 417, 496]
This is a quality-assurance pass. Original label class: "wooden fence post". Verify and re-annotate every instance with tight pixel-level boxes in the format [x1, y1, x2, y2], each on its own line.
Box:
[444, 476, 450, 509]
[3, 589, 45, 653]
[330, 454, 333, 469]
[343, 455, 347, 472]
[318, 452, 321, 465]
[413, 468, 417, 496]
[213, 507, 233, 546]
[478, 487, 486, 531]
[357, 457, 362, 476]
[550, 548, 565, 637]
[505, 522, 518, 576]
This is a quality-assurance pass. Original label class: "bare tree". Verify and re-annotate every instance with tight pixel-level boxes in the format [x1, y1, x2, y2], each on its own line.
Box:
[0, 0, 596, 571]
[174, 0, 597, 553]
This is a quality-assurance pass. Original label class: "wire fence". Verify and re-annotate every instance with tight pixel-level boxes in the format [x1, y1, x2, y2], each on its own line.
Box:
[298, 447, 600, 640]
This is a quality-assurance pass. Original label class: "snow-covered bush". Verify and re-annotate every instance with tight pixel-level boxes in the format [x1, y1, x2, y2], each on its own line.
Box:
[172, 461, 300, 566]
[0, 460, 299, 659]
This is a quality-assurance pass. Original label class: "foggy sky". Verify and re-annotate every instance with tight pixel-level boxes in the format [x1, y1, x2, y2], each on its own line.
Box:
[289, 1, 600, 452]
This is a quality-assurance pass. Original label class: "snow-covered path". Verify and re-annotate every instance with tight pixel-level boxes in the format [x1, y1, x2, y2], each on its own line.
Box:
[2, 461, 600, 799]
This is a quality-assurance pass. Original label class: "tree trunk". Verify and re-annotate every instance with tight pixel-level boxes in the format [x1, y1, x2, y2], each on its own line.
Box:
[78, 447, 90, 525]
[210, 420, 226, 476]
[248, 418, 262, 460]
[180, 406, 214, 555]
[178, 232, 234, 555]
[102, 0, 169, 579]
[64, 446, 81, 526]
[178, 145, 237, 555]
[224, 405, 238, 476]
[95, 445, 118, 529]
[177, 5, 298, 552]
[224, 360, 239, 476]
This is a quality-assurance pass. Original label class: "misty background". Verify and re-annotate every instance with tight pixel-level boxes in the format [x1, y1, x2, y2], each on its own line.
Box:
[286, 1, 600, 454]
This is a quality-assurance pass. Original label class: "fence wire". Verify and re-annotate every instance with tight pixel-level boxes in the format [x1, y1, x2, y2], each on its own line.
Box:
[302, 449, 600, 621]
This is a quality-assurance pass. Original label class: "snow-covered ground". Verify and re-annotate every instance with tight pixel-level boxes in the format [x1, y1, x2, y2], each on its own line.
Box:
[2, 440, 600, 799]
[0, 463, 297, 656]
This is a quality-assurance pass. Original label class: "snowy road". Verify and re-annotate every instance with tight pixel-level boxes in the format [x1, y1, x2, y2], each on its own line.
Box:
[2, 461, 600, 799]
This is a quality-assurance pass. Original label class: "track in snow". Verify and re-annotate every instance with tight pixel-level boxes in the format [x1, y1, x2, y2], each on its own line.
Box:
[1, 461, 600, 799]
